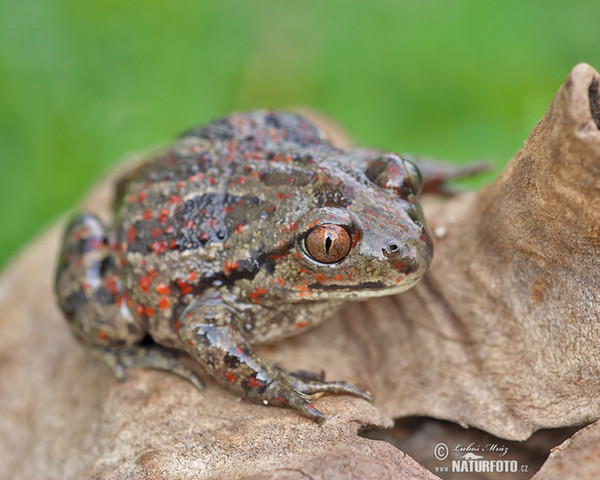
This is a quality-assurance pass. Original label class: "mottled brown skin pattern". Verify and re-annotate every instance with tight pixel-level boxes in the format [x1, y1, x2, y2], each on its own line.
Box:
[55, 110, 433, 421]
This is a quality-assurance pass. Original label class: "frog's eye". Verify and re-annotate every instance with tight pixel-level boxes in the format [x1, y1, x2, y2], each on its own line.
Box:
[304, 224, 352, 264]
[365, 154, 423, 197]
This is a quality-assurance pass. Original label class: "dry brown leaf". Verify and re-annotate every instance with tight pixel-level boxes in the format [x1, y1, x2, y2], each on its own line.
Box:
[1, 63, 599, 479]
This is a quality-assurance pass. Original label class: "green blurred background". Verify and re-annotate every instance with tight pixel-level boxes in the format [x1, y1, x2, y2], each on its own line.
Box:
[1, 0, 599, 268]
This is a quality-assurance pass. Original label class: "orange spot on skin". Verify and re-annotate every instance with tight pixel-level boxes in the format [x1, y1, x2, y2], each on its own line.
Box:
[247, 377, 263, 388]
[156, 283, 170, 295]
[177, 278, 192, 295]
[144, 306, 154, 317]
[143, 209, 152, 220]
[98, 331, 107, 341]
[138, 192, 147, 202]
[294, 320, 308, 329]
[333, 274, 343, 281]
[395, 274, 403, 283]
[249, 288, 267, 304]
[139, 275, 151, 293]
[234, 223, 245, 234]
[158, 297, 170, 310]
[394, 261, 405, 270]
[158, 209, 169, 224]
[314, 273, 327, 284]
[173, 320, 181, 333]
[169, 194, 181, 204]
[225, 372, 236, 382]
[224, 260, 239, 277]
[188, 271, 197, 281]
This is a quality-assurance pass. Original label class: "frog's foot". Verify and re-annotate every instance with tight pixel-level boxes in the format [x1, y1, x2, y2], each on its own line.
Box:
[177, 301, 372, 423]
[88, 344, 205, 391]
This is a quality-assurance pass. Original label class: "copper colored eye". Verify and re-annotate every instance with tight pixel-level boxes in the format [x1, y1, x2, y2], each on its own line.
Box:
[304, 224, 351, 264]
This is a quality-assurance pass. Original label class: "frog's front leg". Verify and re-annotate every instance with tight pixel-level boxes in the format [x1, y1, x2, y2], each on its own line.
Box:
[177, 300, 371, 422]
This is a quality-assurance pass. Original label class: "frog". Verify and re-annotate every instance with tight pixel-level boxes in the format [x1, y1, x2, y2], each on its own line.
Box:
[55, 110, 435, 422]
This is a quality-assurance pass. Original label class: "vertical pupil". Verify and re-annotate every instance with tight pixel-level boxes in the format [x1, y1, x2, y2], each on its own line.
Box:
[325, 235, 333, 253]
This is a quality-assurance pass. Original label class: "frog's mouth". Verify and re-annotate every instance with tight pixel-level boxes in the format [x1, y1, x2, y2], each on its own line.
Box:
[302, 269, 426, 300]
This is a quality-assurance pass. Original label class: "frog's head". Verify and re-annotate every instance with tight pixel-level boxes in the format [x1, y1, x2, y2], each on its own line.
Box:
[259, 152, 433, 303]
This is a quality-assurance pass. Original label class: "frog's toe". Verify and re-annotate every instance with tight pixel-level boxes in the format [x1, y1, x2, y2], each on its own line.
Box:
[279, 390, 326, 423]
[89, 345, 205, 390]
[289, 377, 373, 402]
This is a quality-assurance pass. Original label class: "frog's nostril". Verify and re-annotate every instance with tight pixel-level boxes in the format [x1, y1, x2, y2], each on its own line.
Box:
[383, 242, 400, 256]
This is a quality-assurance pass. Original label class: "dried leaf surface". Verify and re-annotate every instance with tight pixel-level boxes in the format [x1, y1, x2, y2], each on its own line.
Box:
[1, 63, 599, 478]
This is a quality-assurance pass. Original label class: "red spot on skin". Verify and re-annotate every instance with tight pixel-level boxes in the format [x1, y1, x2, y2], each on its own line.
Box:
[238, 177, 246, 185]
[208, 176, 217, 185]
[169, 238, 177, 250]
[139, 275, 151, 293]
[82, 281, 90, 291]
[224, 260, 239, 277]
[177, 278, 192, 295]
[225, 372, 236, 382]
[314, 273, 327, 284]
[169, 194, 181, 204]
[185, 219, 194, 229]
[152, 227, 162, 238]
[299, 268, 307, 273]
[247, 377, 264, 389]
[307, 403, 315, 410]
[222, 205, 232, 214]
[173, 320, 181, 333]
[188, 271, 197, 281]
[277, 277, 285, 286]
[149, 269, 158, 280]
[235, 345, 243, 356]
[394, 261, 405, 269]
[150, 241, 168, 253]
[234, 223, 245, 234]
[105, 277, 119, 294]
[278, 396, 284, 403]
[395, 274, 403, 283]
[238, 198, 245, 206]
[143, 209, 152, 220]
[158, 297, 170, 310]
[200, 232, 208, 241]
[249, 288, 267, 304]
[177, 181, 185, 188]
[156, 283, 170, 295]
[136, 304, 144, 316]
[189, 340, 194, 347]
[294, 320, 308, 328]
[120, 256, 127, 268]
[138, 191, 147, 202]
[144, 306, 154, 317]
[333, 274, 343, 281]
[98, 331, 107, 341]
[165, 225, 174, 234]
[267, 205, 277, 214]
[159, 209, 169, 224]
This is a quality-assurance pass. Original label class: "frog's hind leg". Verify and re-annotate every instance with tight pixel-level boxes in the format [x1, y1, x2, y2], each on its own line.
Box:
[55, 213, 204, 389]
